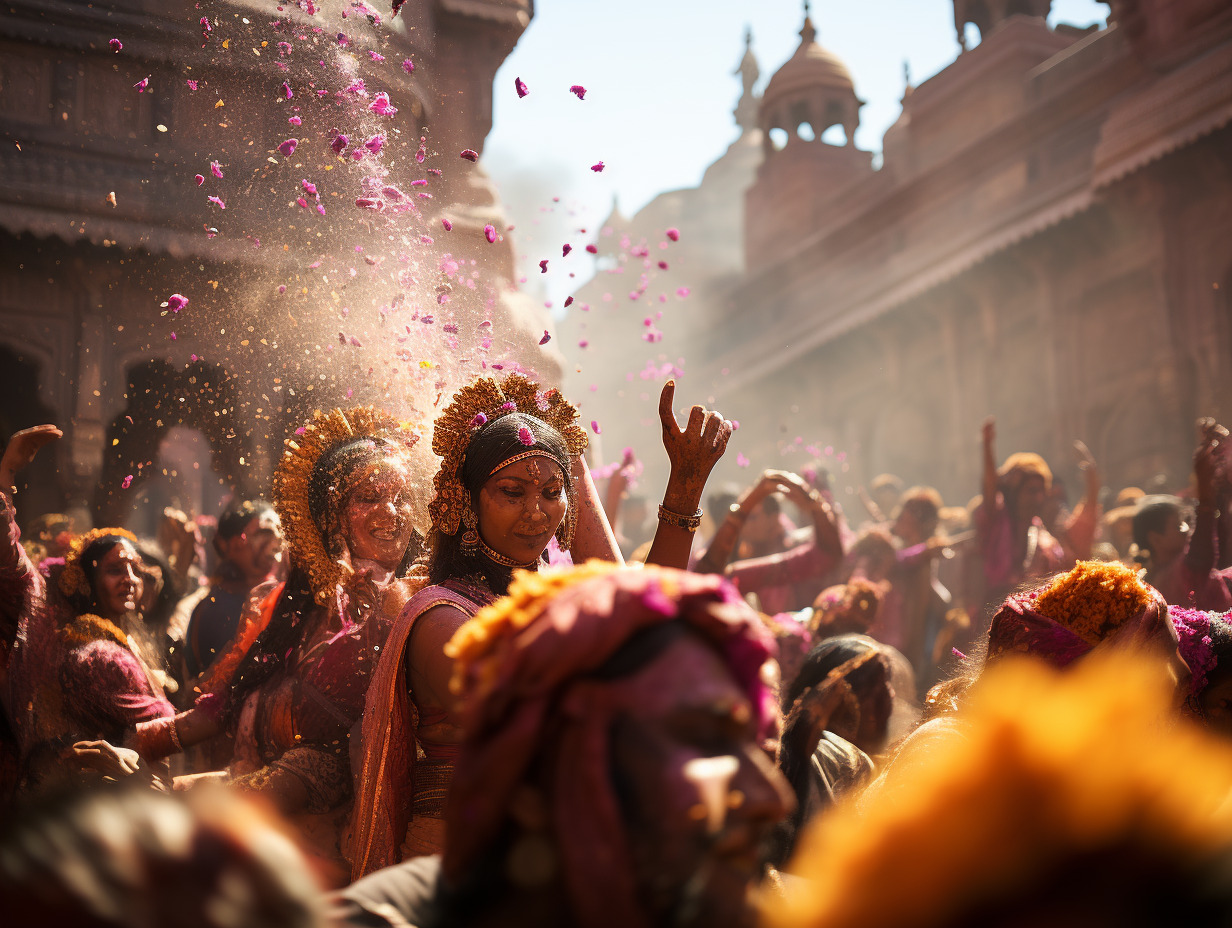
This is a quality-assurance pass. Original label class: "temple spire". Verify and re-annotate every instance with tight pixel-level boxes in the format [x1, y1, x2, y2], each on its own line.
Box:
[733, 27, 761, 134]
[800, 0, 816, 46]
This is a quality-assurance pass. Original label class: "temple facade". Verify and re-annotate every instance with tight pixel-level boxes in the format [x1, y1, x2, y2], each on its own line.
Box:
[567, 0, 1232, 507]
[0, 0, 544, 528]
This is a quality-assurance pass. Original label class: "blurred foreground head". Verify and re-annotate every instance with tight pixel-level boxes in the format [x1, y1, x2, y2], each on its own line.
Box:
[0, 784, 324, 928]
[767, 650, 1232, 928]
[441, 562, 793, 928]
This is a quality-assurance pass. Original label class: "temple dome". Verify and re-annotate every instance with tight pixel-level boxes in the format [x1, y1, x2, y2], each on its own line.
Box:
[761, 17, 854, 108]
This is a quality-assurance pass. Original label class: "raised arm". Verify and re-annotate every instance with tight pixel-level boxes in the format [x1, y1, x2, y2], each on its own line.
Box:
[567, 454, 625, 565]
[1186, 425, 1224, 578]
[694, 472, 778, 574]
[0, 425, 61, 642]
[643, 381, 733, 570]
[1063, 440, 1101, 561]
[981, 417, 998, 514]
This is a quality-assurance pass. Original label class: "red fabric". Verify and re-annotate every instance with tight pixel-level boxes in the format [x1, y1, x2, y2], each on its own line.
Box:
[59, 639, 174, 740]
[441, 567, 776, 928]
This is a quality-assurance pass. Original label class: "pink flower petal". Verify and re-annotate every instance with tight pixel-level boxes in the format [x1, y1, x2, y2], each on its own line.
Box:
[460, 149, 479, 162]
[515, 76, 529, 98]
[658, 260, 668, 270]
[569, 84, 587, 100]
[736, 452, 750, 467]
[207, 195, 226, 209]
[186, 79, 198, 90]
[133, 77, 149, 92]
[517, 426, 535, 446]
[470, 412, 488, 428]
[278, 138, 298, 157]
[288, 115, 302, 125]
[562, 243, 572, 257]
[484, 224, 497, 243]
[539, 260, 548, 274]
[590, 420, 602, 434]
[665, 227, 680, 242]
[416, 137, 427, 163]
[331, 133, 348, 153]
[369, 51, 385, 61]
[194, 174, 205, 186]
[539, 330, 551, 344]
[122, 475, 133, 489]
[585, 244, 598, 254]
[590, 161, 604, 172]
[369, 92, 397, 116]
[281, 81, 293, 100]
[402, 58, 415, 74]
[564, 296, 574, 307]
[441, 218, 453, 231]
[166, 293, 188, 312]
[109, 38, 123, 53]
[364, 134, 384, 153]
[210, 160, 223, 178]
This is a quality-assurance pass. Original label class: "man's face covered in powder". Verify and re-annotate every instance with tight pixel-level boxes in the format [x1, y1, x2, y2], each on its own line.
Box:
[608, 633, 793, 928]
[478, 456, 567, 563]
[342, 459, 416, 570]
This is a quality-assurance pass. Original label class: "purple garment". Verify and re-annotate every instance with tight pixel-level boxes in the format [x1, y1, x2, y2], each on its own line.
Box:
[974, 495, 1065, 603]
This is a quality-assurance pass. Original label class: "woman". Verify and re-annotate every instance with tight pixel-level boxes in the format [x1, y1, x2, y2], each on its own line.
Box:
[130, 406, 429, 885]
[1171, 606, 1232, 736]
[350, 373, 733, 878]
[0, 424, 176, 796]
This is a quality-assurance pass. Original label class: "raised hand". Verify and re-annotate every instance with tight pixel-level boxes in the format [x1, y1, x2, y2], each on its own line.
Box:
[658, 380, 732, 511]
[0, 424, 62, 489]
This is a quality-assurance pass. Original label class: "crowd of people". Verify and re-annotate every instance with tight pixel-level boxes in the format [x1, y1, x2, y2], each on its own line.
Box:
[1, 372, 1230, 927]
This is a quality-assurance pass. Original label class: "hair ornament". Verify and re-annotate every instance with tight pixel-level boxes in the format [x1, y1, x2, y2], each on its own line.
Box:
[58, 527, 139, 599]
[273, 406, 421, 605]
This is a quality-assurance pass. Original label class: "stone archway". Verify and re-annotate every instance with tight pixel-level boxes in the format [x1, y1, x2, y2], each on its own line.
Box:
[94, 359, 258, 526]
[0, 342, 66, 530]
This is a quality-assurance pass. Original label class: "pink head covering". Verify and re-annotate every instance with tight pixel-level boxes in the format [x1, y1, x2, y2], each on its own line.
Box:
[441, 564, 777, 928]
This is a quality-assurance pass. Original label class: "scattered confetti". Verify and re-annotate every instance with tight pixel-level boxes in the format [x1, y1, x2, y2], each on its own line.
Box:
[109, 38, 122, 53]
[515, 76, 529, 98]
[569, 84, 587, 100]
[460, 149, 479, 162]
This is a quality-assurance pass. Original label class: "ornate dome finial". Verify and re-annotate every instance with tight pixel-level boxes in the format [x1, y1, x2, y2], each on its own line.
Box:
[733, 26, 761, 134]
[801, 0, 817, 46]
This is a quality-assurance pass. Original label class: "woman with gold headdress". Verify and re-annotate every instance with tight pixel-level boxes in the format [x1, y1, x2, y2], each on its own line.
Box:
[349, 373, 733, 879]
[124, 407, 428, 885]
[0, 425, 175, 797]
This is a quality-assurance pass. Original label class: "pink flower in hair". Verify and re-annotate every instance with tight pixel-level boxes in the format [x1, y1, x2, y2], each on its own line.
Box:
[517, 426, 535, 446]
[500, 401, 517, 412]
[470, 412, 488, 428]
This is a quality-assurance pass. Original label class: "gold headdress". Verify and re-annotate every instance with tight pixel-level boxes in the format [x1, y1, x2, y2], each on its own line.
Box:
[273, 406, 423, 605]
[428, 373, 588, 545]
[58, 527, 139, 599]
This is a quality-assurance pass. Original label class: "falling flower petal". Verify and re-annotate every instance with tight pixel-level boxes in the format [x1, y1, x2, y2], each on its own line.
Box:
[590, 161, 604, 172]
[281, 81, 293, 100]
[133, 77, 149, 92]
[539, 330, 551, 344]
[590, 420, 601, 434]
[539, 260, 548, 274]
[402, 58, 415, 74]
[564, 296, 574, 307]
[736, 452, 750, 467]
[585, 244, 598, 254]
[278, 138, 298, 157]
[166, 293, 188, 312]
[364, 134, 384, 153]
[186, 79, 198, 90]
[207, 195, 226, 209]
[515, 76, 529, 97]
[460, 149, 479, 162]
[355, 197, 382, 210]
[369, 92, 397, 116]
[121, 475, 133, 489]
[441, 218, 453, 231]
[658, 260, 668, 269]
[517, 426, 535, 446]
[109, 38, 123, 53]
[484, 224, 497, 243]
[369, 50, 385, 61]
[288, 115, 301, 125]
[665, 227, 680, 242]
[562, 243, 572, 257]
[194, 174, 205, 186]
[416, 137, 427, 163]
[278, 41, 292, 55]
[210, 160, 223, 178]
[569, 84, 587, 99]
[331, 133, 348, 153]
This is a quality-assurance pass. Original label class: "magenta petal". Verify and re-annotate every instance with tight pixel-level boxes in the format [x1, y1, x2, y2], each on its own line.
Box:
[281, 81, 293, 100]
[210, 160, 223, 178]
[539, 329, 551, 344]
[460, 149, 479, 162]
[562, 243, 572, 257]
[665, 227, 680, 242]
[166, 293, 189, 312]
[564, 296, 574, 307]
[590, 420, 601, 434]
[331, 133, 348, 153]
[470, 412, 488, 428]
[121, 475, 133, 489]
[278, 138, 298, 157]
[402, 58, 415, 74]
[133, 77, 149, 92]
[194, 174, 205, 186]
[569, 84, 587, 100]
[207, 195, 226, 209]
[109, 38, 123, 53]
[590, 161, 604, 172]
[515, 76, 529, 98]
[539, 259, 548, 274]
[585, 244, 598, 254]
[484, 224, 497, 243]
[186, 79, 198, 90]
[442, 218, 453, 231]
[517, 426, 535, 446]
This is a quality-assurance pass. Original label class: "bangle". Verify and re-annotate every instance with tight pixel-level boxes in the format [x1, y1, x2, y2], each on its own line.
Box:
[658, 504, 703, 532]
[168, 717, 183, 754]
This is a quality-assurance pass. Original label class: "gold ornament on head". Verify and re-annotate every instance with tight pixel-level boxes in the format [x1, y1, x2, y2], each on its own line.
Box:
[273, 406, 423, 606]
[428, 374, 587, 546]
[58, 527, 139, 599]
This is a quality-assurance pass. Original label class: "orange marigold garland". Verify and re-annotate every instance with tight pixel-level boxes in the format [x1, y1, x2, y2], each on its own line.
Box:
[1032, 560, 1152, 645]
[428, 373, 587, 546]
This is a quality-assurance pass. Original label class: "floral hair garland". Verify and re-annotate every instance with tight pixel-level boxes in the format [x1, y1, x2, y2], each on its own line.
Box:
[428, 373, 587, 545]
[57, 527, 139, 599]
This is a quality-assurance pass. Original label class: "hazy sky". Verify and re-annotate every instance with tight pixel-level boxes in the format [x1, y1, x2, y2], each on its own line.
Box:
[482, 0, 1109, 308]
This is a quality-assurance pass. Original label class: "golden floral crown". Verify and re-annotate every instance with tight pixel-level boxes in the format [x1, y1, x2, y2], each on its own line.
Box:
[428, 373, 588, 543]
[58, 527, 139, 599]
[273, 406, 422, 606]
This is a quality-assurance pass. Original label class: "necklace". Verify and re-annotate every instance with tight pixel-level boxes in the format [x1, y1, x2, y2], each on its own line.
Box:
[478, 537, 540, 569]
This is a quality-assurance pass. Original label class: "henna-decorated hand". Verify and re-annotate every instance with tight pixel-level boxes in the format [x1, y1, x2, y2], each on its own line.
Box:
[659, 380, 732, 511]
[0, 424, 62, 488]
